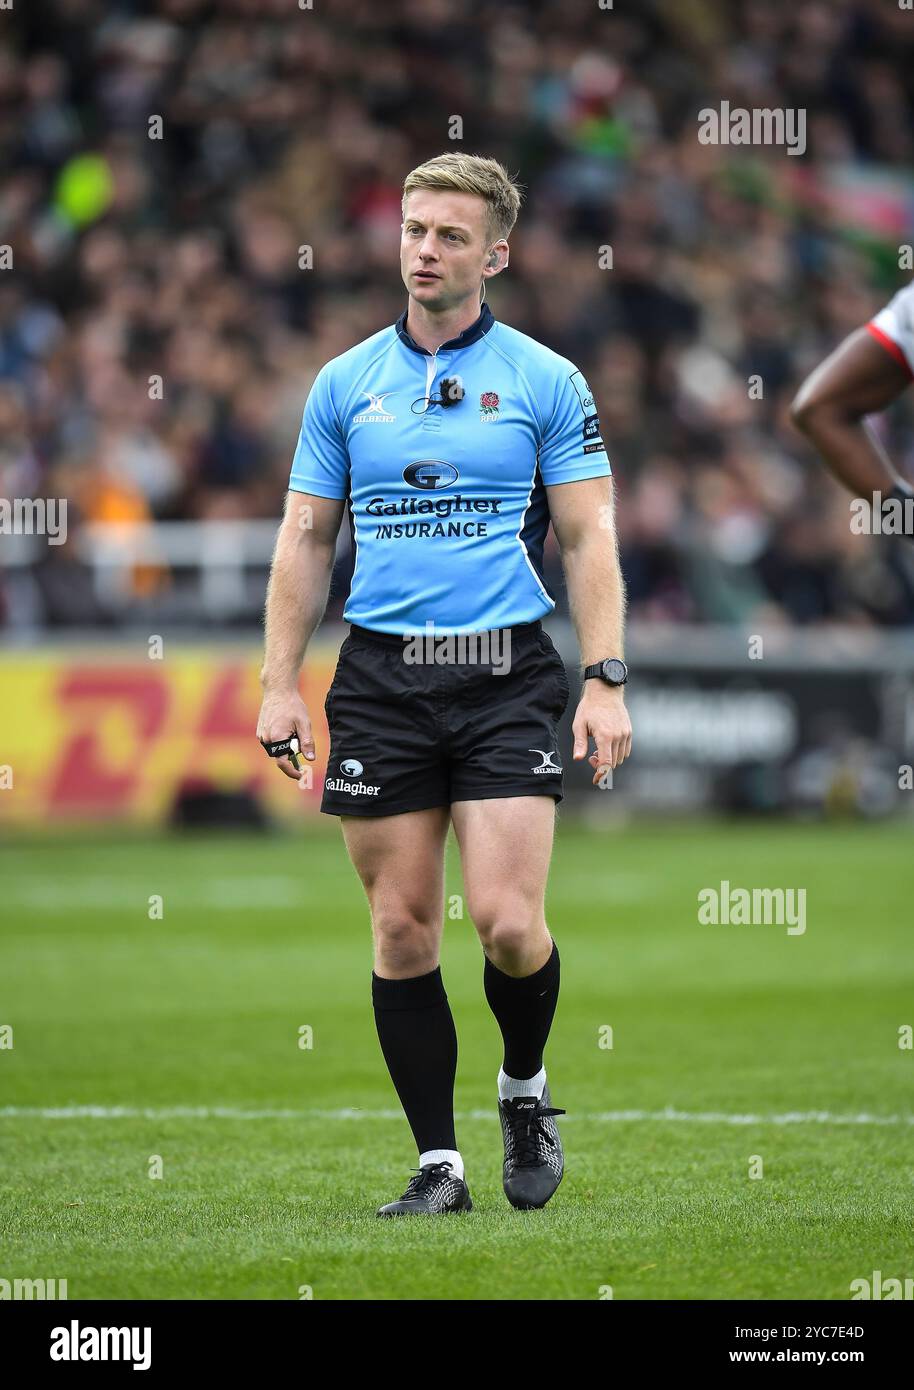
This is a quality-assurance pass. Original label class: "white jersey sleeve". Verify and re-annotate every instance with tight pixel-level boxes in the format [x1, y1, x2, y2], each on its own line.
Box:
[868, 280, 914, 377]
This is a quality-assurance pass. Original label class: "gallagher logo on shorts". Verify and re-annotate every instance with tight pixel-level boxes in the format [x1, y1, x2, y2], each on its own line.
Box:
[324, 758, 381, 797]
[403, 460, 459, 490]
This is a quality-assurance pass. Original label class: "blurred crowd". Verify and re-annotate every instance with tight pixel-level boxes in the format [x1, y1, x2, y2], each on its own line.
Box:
[2, 0, 914, 631]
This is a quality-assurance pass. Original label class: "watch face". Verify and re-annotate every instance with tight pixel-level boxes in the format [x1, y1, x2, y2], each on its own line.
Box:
[602, 658, 627, 685]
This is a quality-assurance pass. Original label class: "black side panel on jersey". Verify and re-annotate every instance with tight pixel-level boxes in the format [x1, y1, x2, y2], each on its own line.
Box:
[518, 466, 555, 602]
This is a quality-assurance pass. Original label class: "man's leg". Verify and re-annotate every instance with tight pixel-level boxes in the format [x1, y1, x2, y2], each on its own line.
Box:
[341, 806, 471, 1215]
[451, 795, 565, 1208]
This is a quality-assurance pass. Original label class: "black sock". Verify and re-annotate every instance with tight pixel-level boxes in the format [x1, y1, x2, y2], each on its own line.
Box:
[484, 940, 560, 1081]
[372, 967, 458, 1153]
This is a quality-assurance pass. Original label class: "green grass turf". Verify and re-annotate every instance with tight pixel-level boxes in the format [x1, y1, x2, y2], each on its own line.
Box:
[1, 819, 911, 1300]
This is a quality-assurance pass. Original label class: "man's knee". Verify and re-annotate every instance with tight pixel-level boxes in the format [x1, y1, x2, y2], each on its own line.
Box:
[371, 905, 440, 976]
[471, 898, 547, 969]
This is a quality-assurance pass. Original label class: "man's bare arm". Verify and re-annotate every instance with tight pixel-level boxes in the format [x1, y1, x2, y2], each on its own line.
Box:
[790, 328, 912, 497]
[547, 475, 632, 780]
[257, 489, 345, 779]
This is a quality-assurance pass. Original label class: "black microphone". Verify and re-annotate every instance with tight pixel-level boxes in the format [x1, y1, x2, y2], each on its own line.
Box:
[411, 377, 465, 414]
[436, 377, 465, 408]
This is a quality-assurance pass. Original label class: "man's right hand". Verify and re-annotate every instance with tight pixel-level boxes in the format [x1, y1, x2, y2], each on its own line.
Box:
[257, 688, 315, 781]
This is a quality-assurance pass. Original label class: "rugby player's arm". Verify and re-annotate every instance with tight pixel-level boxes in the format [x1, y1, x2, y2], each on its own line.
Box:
[547, 475, 632, 778]
[790, 327, 912, 498]
[257, 489, 345, 780]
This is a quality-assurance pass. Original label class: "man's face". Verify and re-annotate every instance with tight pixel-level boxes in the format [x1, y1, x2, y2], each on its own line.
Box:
[400, 189, 504, 312]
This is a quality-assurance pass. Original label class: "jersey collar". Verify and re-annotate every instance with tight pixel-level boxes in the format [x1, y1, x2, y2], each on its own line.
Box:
[395, 302, 494, 355]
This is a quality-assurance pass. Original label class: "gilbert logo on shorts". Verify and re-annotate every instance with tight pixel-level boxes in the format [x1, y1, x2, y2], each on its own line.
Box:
[529, 749, 561, 774]
[324, 758, 382, 797]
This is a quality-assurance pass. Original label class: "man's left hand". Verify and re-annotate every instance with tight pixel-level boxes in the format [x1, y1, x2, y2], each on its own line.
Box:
[571, 683, 632, 786]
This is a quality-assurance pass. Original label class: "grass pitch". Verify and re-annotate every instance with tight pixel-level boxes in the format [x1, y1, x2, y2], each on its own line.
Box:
[1, 818, 911, 1300]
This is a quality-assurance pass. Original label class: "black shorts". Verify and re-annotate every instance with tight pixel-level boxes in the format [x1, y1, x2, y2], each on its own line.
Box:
[320, 621, 571, 817]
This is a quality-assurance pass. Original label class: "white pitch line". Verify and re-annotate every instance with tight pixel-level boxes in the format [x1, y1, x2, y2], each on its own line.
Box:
[0, 1105, 912, 1127]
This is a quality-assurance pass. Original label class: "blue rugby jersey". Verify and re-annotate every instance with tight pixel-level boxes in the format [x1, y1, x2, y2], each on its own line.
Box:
[289, 303, 611, 634]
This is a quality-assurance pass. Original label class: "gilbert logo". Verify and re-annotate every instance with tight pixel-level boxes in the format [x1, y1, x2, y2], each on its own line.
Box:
[530, 749, 561, 774]
[50, 1321, 151, 1370]
[354, 391, 396, 424]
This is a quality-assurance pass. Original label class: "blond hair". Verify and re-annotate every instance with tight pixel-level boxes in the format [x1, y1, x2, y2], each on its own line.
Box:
[402, 154, 523, 242]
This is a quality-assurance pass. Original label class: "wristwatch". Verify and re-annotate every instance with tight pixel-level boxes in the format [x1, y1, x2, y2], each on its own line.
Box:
[583, 658, 628, 686]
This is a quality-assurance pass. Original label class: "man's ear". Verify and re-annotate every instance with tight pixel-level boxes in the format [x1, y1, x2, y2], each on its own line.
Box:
[484, 241, 509, 275]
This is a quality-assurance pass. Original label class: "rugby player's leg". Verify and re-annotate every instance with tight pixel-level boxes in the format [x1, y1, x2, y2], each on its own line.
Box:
[342, 806, 449, 978]
[341, 807, 471, 1215]
[451, 794, 565, 1209]
[451, 794, 557, 1066]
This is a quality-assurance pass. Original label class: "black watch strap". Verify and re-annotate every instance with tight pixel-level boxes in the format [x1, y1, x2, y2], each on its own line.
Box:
[584, 658, 628, 686]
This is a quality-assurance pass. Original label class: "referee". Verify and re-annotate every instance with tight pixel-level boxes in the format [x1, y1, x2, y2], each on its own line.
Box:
[257, 154, 632, 1216]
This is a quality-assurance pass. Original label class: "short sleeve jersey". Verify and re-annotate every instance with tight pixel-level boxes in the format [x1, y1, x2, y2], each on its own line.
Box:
[289, 304, 611, 634]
